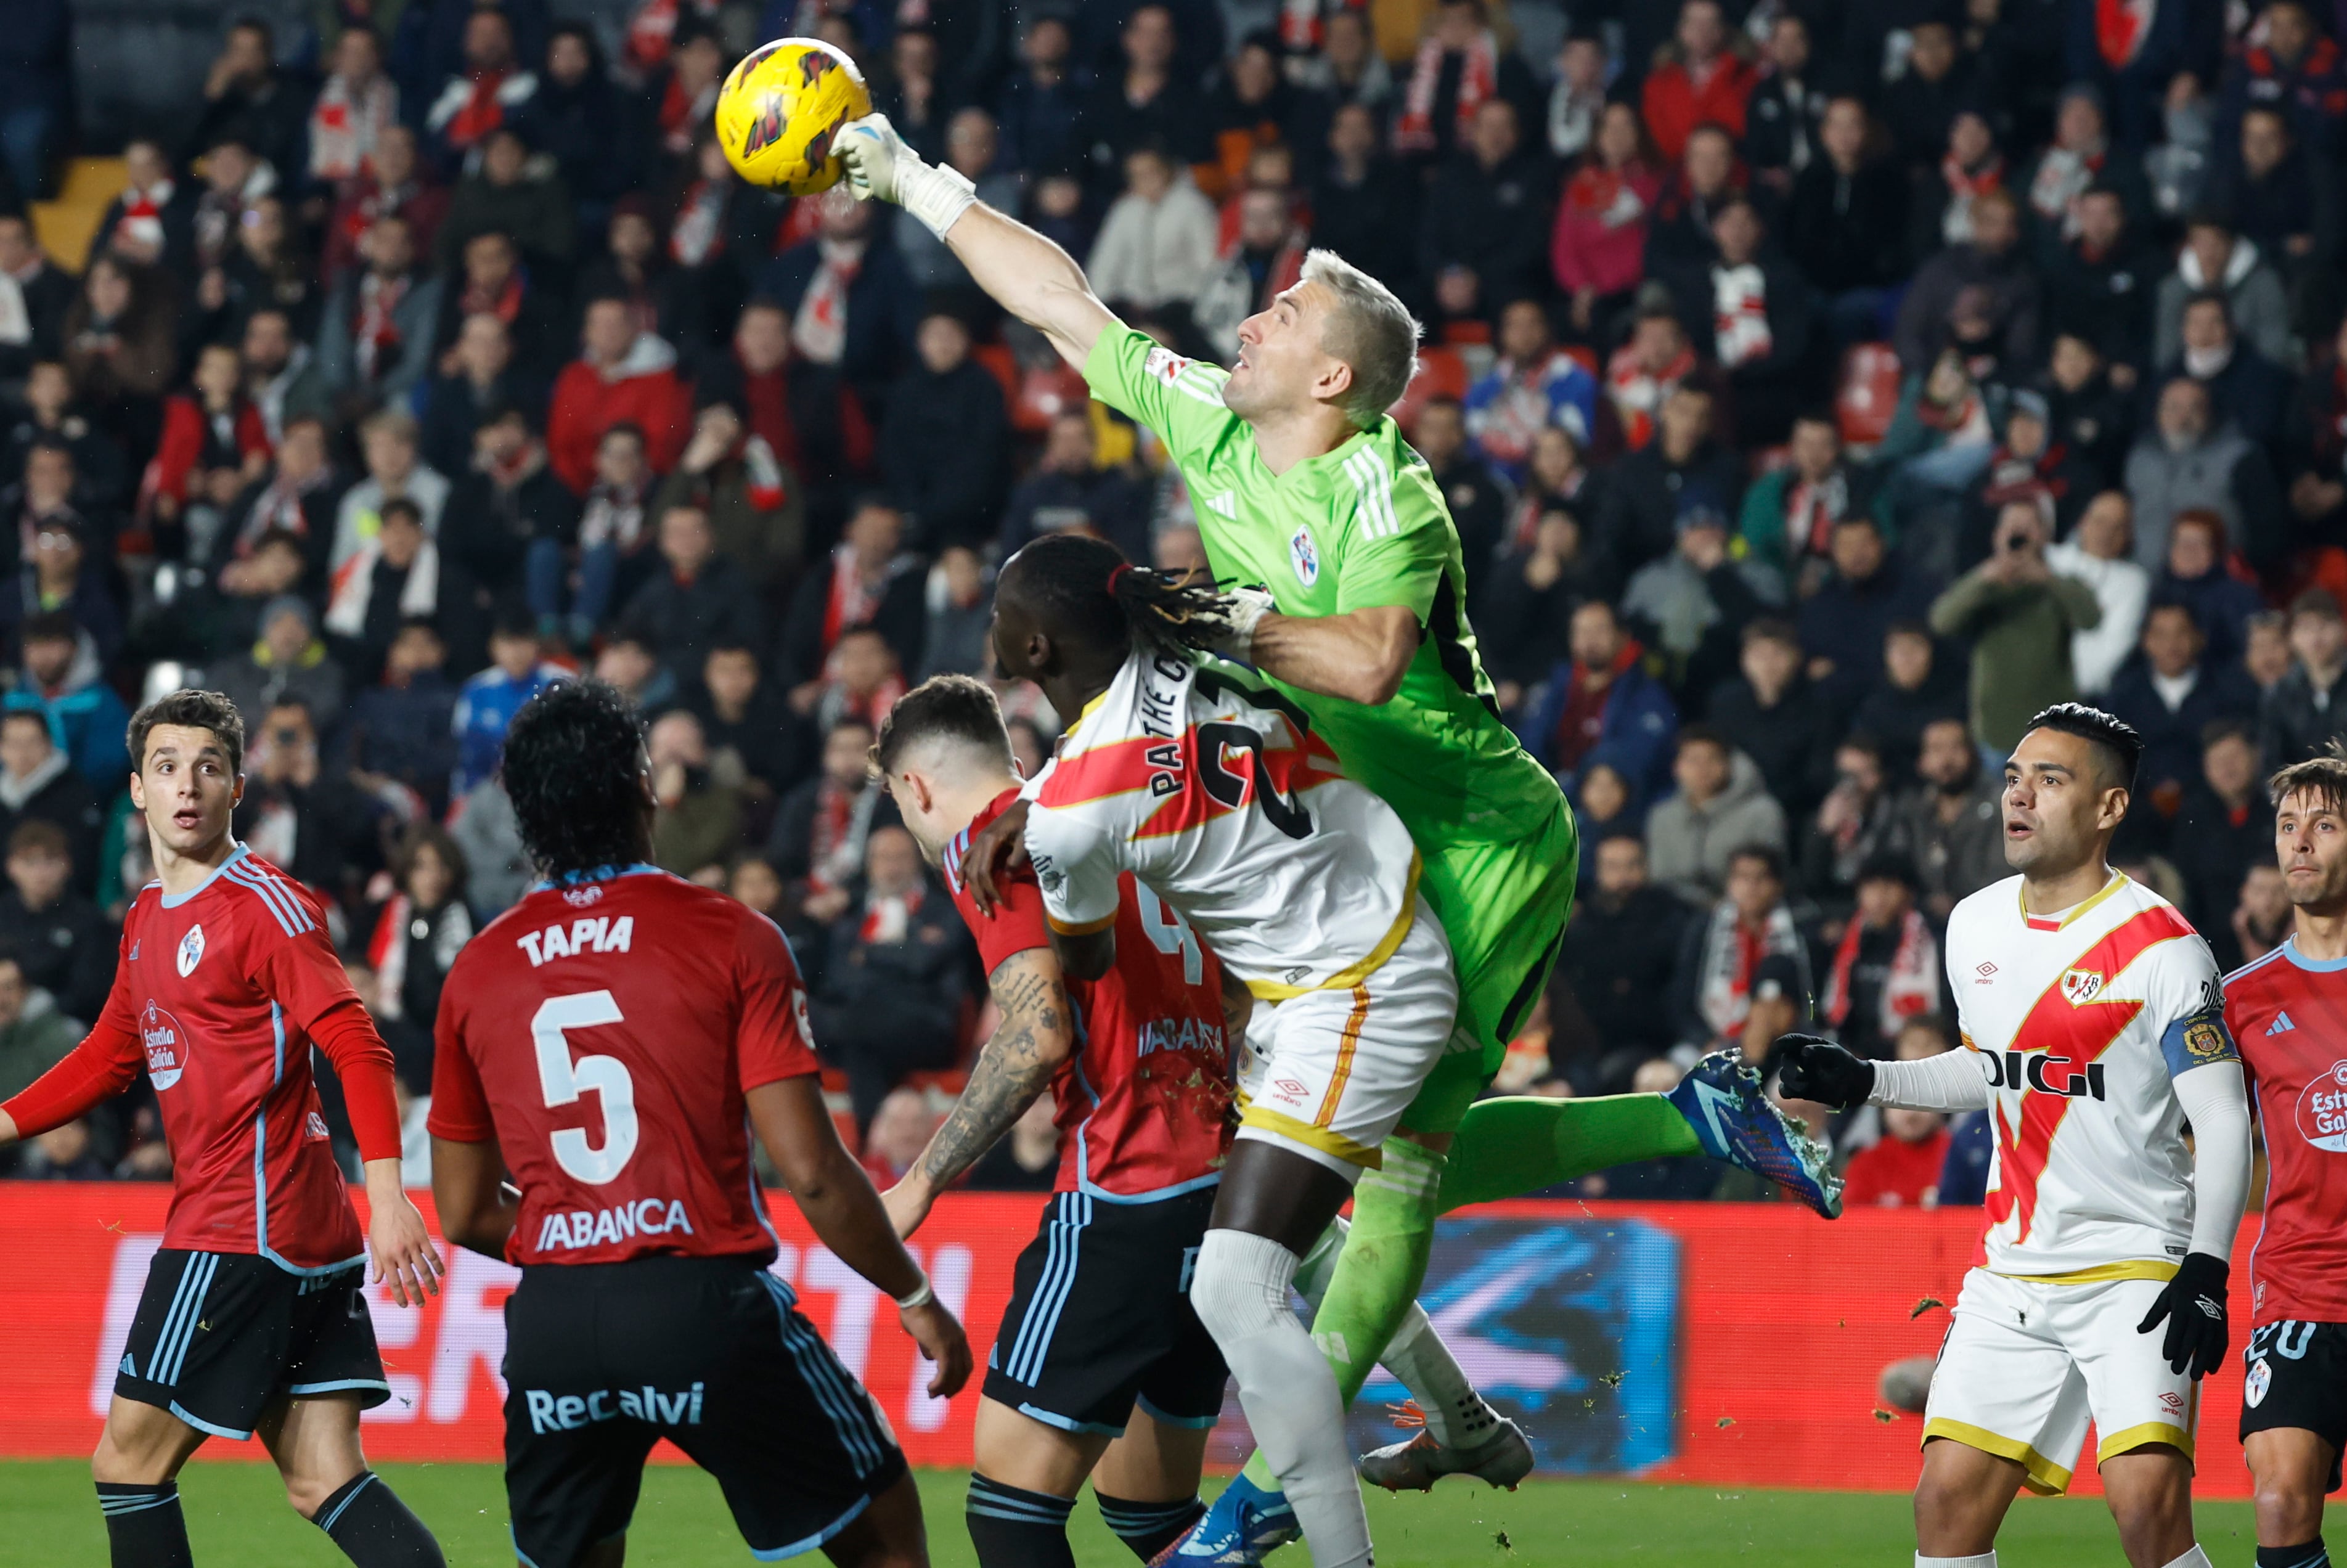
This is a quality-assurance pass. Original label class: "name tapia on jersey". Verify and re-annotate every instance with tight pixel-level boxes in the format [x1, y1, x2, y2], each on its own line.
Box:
[515, 913, 636, 967]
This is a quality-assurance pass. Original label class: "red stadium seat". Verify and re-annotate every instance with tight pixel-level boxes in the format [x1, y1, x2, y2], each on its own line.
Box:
[1390, 345, 1471, 434]
[1836, 343, 1903, 447]
[1011, 362, 1090, 435]
[973, 341, 1018, 404]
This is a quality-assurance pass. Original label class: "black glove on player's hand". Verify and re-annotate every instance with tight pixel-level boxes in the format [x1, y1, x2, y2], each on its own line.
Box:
[1771, 1033, 1876, 1111]
[2138, 1251, 2231, 1379]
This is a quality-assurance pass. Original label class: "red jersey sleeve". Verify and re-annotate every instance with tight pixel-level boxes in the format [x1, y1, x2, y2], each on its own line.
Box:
[950, 864, 1055, 976]
[735, 911, 821, 1092]
[426, 966, 496, 1141]
[4, 926, 146, 1135]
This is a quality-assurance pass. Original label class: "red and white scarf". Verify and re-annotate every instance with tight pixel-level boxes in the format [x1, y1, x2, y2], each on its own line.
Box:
[2028, 142, 2105, 237]
[858, 882, 925, 944]
[354, 272, 409, 383]
[791, 239, 863, 366]
[1939, 153, 2004, 247]
[1605, 341, 1697, 450]
[311, 73, 399, 182]
[822, 542, 883, 652]
[2096, 0, 2157, 69]
[1712, 264, 1773, 368]
[671, 179, 727, 266]
[1822, 906, 1937, 1042]
[325, 533, 441, 637]
[1394, 29, 1498, 152]
[112, 178, 176, 255]
[1783, 469, 1851, 559]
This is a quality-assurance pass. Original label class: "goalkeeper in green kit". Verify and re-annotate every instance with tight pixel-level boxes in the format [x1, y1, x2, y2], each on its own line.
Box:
[838, 113, 1839, 1560]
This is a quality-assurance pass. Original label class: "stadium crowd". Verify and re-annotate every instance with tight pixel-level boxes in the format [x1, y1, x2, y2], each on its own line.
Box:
[0, 0, 2327, 1209]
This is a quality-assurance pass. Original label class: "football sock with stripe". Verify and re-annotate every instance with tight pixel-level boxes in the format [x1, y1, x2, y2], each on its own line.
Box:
[2160, 1550, 2213, 1568]
[1437, 1095, 1700, 1212]
[97, 1480, 194, 1568]
[309, 1471, 445, 1567]
[1192, 1228, 1371, 1568]
[1095, 1492, 1204, 1561]
[965, 1475, 1076, 1567]
[1286, 1217, 1493, 1452]
[2257, 1541, 2330, 1568]
[1306, 1138, 1445, 1411]
[1915, 1555, 1996, 1567]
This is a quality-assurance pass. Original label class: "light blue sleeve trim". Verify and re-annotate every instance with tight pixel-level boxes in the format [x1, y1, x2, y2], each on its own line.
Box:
[1134, 1391, 1222, 1430]
[748, 1492, 875, 1560]
[168, 1401, 253, 1440]
[287, 1379, 392, 1397]
[1015, 1400, 1128, 1436]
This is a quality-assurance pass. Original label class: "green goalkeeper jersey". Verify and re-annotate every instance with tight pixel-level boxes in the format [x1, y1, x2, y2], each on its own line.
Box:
[1082, 325, 1562, 847]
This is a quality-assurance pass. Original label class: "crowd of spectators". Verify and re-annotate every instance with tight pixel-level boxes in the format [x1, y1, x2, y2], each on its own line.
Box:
[1, 0, 2337, 1208]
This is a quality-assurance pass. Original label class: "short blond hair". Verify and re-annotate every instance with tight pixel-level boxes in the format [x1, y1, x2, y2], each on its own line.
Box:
[1300, 249, 1421, 427]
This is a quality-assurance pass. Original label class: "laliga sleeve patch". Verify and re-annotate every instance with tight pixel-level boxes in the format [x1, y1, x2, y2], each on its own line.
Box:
[2159, 1011, 2242, 1077]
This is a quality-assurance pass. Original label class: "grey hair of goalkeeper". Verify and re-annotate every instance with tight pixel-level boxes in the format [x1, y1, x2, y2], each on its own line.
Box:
[1300, 249, 1421, 428]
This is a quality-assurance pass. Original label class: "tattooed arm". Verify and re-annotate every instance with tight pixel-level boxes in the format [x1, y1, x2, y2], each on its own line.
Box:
[881, 947, 1076, 1238]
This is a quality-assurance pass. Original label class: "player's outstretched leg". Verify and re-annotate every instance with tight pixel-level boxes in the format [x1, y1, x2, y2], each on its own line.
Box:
[263, 1395, 444, 1568]
[91, 1396, 206, 1568]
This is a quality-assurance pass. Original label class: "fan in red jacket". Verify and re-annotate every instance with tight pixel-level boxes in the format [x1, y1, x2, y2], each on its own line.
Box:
[545, 297, 692, 494]
[140, 343, 272, 528]
[1639, 0, 1758, 163]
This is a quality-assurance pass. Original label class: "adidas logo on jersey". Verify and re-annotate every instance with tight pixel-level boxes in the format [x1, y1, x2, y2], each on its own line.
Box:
[2268, 1012, 2297, 1035]
[1202, 489, 1236, 518]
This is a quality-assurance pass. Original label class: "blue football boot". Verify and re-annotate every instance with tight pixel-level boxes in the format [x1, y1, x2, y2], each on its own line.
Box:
[1667, 1048, 1844, 1217]
[1149, 1472, 1300, 1566]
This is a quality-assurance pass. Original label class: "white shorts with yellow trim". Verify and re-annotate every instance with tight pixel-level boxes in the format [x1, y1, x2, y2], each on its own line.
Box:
[1923, 1266, 2198, 1495]
[1232, 894, 1456, 1175]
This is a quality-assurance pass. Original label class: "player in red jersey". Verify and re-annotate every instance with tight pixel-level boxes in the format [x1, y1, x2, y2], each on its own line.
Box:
[0, 690, 445, 1568]
[2223, 751, 2347, 1568]
[427, 679, 970, 1568]
[870, 674, 1236, 1567]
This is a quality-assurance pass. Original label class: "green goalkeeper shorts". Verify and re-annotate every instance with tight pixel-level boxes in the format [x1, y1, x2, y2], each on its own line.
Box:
[1399, 796, 1580, 1137]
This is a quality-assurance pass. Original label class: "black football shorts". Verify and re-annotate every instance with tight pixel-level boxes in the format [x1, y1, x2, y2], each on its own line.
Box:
[2240, 1318, 2347, 1490]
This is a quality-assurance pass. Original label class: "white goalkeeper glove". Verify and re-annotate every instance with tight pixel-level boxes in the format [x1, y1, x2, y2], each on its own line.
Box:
[838, 113, 976, 241]
[1199, 585, 1278, 662]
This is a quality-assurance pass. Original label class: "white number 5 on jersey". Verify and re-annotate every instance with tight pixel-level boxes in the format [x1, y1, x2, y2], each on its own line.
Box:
[533, 990, 639, 1184]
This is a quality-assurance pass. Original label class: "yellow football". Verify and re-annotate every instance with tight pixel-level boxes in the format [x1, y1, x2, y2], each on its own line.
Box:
[713, 38, 872, 195]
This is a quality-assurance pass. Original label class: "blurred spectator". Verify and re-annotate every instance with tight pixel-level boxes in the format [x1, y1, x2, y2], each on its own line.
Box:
[346, 621, 460, 818]
[2234, 860, 2292, 967]
[0, 216, 73, 383]
[451, 615, 562, 798]
[2047, 328, 2146, 488]
[918, 547, 994, 682]
[215, 595, 345, 735]
[2022, 86, 2152, 254]
[1850, 623, 1967, 779]
[809, 824, 971, 1129]
[1801, 739, 1902, 909]
[1909, 111, 2004, 261]
[1389, 0, 1537, 168]
[421, 316, 548, 494]
[2174, 719, 2276, 958]
[1644, 123, 1743, 275]
[1646, 729, 1789, 904]
[1883, 22, 1977, 173]
[439, 404, 574, 608]
[685, 642, 808, 807]
[1463, 299, 1598, 483]
[1088, 148, 1221, 317]
[1551, 103, 1663, 341]
[316, 216, 444, 410]
[0, 953, 78, 1116]
[7, 512, 121, 668]
[859, 1086, 937, 1185]
[309, 25, 399, 187]
[966, 1094, 1063, 1191]
[998, 410, 1150, 563]
[1311, 102, 1418, 306]
[95, 137, 197, 274]
[431, 232, 565, 383]
[760, 190, 920, 406]
[424, 8, 539, 173]
[619, 502, 761, 677]
[2154, 211, 2294, 373]
[1739, 414, 1872, 586]
[2044, 491, 2150, 695]
[1893, 190, 2039, 376]
[1959, 390, 2096, 568]
[4, 361, 130, 507]
[1641, 0, 1757, 164]
[1601, 303, 1711, 455]
[2044, 186, 2158, 379]
[996, 16, 1084, 176]
[538, 423, 655, 643]
[2213, 106, 2337, 295]
[324, 496, 486, 685]
[1819, 854, 1938, 1061]
[362, 823, 472, 1085]
[220, 416, 341, 578]
[518, 24, 638, 211]
[2260, 588, 2347, 769]
[1420, 99, 1554, 326]
[1411, 398, 1508, 571]
[547, 296, 691, 494]
[1708, 618, 1837, 822]
[1669, 196, 1815, 446]
[2214, 0, 2346, 151]
[0, 768, 102, 949]
[1673, 843, 1808, 1050]
[1621, 489, 1779, 698]
[141, 344, 269, 556]
[882, 312, 1010, 551]
[1742, 13, 1821, 193]
[1551, 832, 1692, 1091]
[449, 777, 529, 918]
[320, 126, 448, 288]
[2123, 377, 2286, 578]
[648, 708, 741, 875]
[1077, 4, 1211, 187]
[2169, 292, 2291, 449]
[332, 409, 450, 576]
[1599, 383, 1742, 574]
[63, 257, 176, 454]
[2153, 508, 2266, 667]
[654, 396, 804, 594]
[1543, 32, 1608, 165]
[901, 110, 1023, 296]
[1784, 99, 1909, 341]
[7, 613, 129, 792]
[1930, 502, 2102, 751]
[187, 17, 305, 177]
[1194, 186, 1310, 357]
[1480, 505, 1614, 702]
[1520, 599, 1678, 798]
[1798, 515, 1936, 694]
[769, 716, 891, 934]
[1893, 716, 2009, 925]
[232, 700, 382, 906]
[783, 499, 926, 686]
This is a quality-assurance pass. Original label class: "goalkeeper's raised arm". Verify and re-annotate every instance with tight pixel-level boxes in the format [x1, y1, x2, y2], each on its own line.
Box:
[838, 113, 1114, 371]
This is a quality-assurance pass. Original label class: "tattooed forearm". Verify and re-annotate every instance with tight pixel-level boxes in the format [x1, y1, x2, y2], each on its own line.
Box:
[915, 950, 1073, 1188]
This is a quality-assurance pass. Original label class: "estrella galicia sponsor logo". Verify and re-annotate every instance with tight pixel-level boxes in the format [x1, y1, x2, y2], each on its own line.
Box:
[176, 924, 205, 978]
[524, 1381, 704, 1433]
[140, 1000, 190, 1090]
[1982, 1049, 2107, 1100]
[2298, 1060, 2347, 1152]
[533, 1198, 695, 1252]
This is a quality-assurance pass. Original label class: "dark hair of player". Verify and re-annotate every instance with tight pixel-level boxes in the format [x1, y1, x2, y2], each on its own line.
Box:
[2022, 701, 2143, 793]
[2267, 743, 2347, 819]
[500, 679, 652, 880]
[872, 674, 1014, 777]
[128, 689, 247, 776]
[997, 532, 1227, 658]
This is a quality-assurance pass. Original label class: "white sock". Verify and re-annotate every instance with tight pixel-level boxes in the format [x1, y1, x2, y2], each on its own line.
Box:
[1378, 1309, 1501, 1450]
[1294, 1217, 1349, 1307]
[2160, 1549, 2212, 1568]
[1190, 1228, 1373, 1568]
[1916, 1554, 1996, 1567]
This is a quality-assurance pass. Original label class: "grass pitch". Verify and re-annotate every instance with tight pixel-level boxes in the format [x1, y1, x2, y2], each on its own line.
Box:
[0, 1459, 2259, 1564]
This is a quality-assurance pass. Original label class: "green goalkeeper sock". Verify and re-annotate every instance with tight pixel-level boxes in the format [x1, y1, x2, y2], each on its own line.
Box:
[1437, 1093, 1699, 1214]
[1238, 1140, 1447, 1494]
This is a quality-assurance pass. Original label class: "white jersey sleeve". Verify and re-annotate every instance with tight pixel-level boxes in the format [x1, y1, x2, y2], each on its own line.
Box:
[1022, 782, 1123, 936]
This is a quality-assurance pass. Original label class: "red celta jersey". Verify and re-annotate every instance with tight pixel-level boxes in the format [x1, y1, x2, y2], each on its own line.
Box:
[104, 848, 369, 1270]
[943, 789, 1232, 1200]
[428, 867, 820, 1267]
[2223, 939, 2347, 1325]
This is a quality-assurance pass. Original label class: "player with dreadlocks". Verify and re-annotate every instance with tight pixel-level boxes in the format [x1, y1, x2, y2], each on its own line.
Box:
[991, 531, 1461, 1567]
[427, 679, 971, 1568]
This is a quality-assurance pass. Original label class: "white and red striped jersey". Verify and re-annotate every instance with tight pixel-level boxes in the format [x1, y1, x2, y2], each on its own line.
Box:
[1946, 873, 2239, 1278]
[1021, 647, 1428, 1002]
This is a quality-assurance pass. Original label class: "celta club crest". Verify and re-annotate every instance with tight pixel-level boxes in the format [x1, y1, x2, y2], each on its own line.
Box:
[177, 923, 206, 978]
[2060, 968, 2104, 1005]
[1290, 526, 1320, 587]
